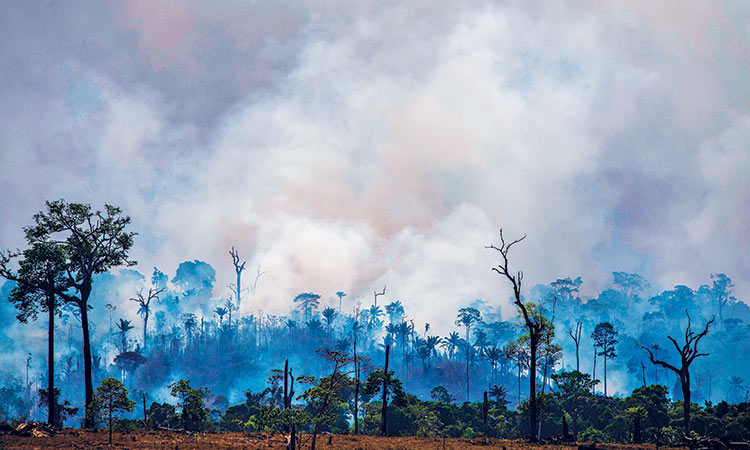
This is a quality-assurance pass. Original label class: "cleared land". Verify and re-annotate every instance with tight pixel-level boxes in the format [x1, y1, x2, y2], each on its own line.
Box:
[0, 430, 678, 450]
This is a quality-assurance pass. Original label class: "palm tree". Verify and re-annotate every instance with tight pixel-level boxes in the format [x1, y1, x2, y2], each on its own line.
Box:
[385, 300, 404, 324]
[293, 292, 320, 322]
[322, 307, 338, 337]
[456, 307, 482, 401]
[214, 307, 227, 326]
[727, 376, 745, 403]
[182, 313, 197, 341]
[442, 331, 462, 361]
[129, 287, 164, 348]
[336, 291, 346, 312]
[484, 346, 504, 387]
[115, 319, 135, 353]
[368, 304, 384, 329]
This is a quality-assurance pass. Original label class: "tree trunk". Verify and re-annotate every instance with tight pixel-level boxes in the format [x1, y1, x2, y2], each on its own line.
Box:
[47, 290, 56, 427]
[143, 311, 149, 348]
[575, 341, 580, 372]
[682, 370, 691, 435]
[236, 271, 242, 310]
[465, 328, 470, 402]
[604, 355, 608, 397]
[381, 345, 389, 436]
[80, 296, 94, 429]
[482, 391, 489, 443]
[592, 349, 597, 394]
[109, 400, 113, 444]
[529, 334, 538, 442]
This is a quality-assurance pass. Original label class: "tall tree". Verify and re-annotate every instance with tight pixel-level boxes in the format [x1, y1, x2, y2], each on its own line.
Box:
[568, 320, 583, 372]
[115, 319, 135, 353]
[641, 310, 714, 435]
[322, 307, 338, 338]
[9, 200, 136, 428]
[456, 307, 482, 402]
[591, 322, 618, 396]
[487, 229, 546, 441]
[130, 286, 164, 348]
[0, 242, 70, 427]
[336, 291, 346, 313]
[293, 292, 320, 322]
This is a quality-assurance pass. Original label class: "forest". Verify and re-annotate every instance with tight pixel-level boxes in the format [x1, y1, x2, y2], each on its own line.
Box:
[0, 200, 749, 446]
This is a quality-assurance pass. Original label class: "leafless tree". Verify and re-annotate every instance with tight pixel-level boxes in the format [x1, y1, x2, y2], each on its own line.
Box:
[641, 310, 715, 435]
[129, 287, 165, 348]
[374, 286, 386, 307]
[229, 247, 247, 309]
[568, 320, 583, 372]
[487, 228, 546, 442]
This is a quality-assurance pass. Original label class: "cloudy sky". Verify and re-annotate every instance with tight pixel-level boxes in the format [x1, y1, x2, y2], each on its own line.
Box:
[1, 0, 749, 333]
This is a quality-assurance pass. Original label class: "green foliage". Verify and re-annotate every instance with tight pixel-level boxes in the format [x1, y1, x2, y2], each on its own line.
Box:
[38, 387, 78, 426]
[92, 377, 136, 441]
[169, 379, 208, 431]
[146, 402, 179, 429]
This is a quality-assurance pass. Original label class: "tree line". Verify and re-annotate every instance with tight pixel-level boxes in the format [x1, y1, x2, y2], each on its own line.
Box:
[0, 199, 748, 445]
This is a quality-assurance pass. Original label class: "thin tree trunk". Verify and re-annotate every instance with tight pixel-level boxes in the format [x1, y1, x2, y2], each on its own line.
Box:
[353, 338, 359, 434]
[109, 400, 113, 444]
[143, 311, 148, 348]
[592, 349, 597, 394]
[381, 345, 389, 436]
[80, 298, 94, 429]
[47, 290, 56, 427]
[682, 371, 691, 435]
[483, 391, 489, 443]
[604, 355, 608, 396]
[466, 328, 470, 402]
[529, 335, 538, 442]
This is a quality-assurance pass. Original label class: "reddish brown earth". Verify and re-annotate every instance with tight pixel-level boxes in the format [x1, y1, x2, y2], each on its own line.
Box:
[0, 430, 680, 450]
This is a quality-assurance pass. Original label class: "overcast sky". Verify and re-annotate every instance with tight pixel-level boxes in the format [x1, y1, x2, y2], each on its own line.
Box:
[1, 1, 749, 333]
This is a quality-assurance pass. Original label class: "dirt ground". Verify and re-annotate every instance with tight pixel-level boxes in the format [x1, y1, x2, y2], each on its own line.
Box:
[0, 430, 677, 450]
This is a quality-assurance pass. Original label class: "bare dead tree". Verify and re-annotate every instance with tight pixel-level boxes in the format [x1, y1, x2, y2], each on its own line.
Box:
[641, 310, 715, 436]
[487, 228, 545, 442]
[568, 320, 583, 372]
[229, 247, 247, 309]
[374, 286, 386, 307]
[130, 287, 165, 348]
[252, 265, 265, 295]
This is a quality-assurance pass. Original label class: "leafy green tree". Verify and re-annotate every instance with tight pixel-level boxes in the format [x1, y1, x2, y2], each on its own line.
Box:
[169, 379, 208, 431]
[430, 385, 453, 403]
[298, 349, 355, 449]
[625, 384, 670, 441]
[38, 387, 78, 427]
[92, 377, 136, 444]
[1, 242, 69, 427]
[551, 370, 598, 438]
[3, 200, 136, 428]
[591, 322, 618, 396]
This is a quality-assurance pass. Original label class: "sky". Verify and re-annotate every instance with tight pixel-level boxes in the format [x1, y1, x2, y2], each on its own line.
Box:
[1, 0, 749, 335]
